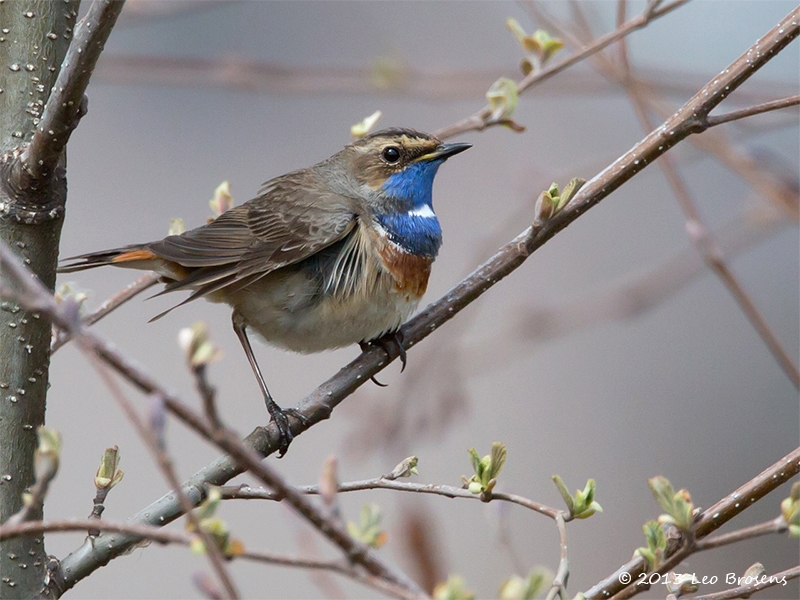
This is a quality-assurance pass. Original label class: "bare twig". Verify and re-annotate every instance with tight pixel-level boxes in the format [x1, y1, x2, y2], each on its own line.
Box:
[51, 272, 160, 353]
[193, 364, 222, 429]
[239, 550, 413, 600]
[21, 0, 125, 182]
[220, 478, 562, 519]
[694, 516, 787, 551]
[707, 95, 800, 127]
[435, 0, 689, 139]
[0, 518, 190, 546]
[186, 426, 425, 598]
[544, 513, 570, 600]
[628, 86, 799, 390]
[84, 355, 241, 600]
[690, 566, 800, 600]
[471, 204, 789, 365]
[4, 434, 59, 526]
[0, 516, 408, 599]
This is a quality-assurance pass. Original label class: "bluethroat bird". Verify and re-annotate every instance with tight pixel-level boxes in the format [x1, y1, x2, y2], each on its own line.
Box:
[59, 128, 471, 455]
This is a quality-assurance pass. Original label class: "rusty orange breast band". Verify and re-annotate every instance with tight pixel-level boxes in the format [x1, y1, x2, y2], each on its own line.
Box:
[376, 241, 433, 298]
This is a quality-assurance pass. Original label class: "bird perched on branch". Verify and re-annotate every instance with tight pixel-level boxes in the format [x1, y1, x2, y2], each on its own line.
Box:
[60, 128, 471, 455]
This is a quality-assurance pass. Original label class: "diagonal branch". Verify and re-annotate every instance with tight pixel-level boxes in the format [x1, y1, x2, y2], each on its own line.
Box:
[20, 0, 125, 184]
[532, 0, 799, 387]
[85, 357, 241, 600]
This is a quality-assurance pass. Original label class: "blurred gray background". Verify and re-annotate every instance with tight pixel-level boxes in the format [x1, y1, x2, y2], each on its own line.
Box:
[47, 1, 798, 598]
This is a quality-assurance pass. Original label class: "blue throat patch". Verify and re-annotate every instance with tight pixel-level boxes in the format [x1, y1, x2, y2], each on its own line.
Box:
[378, 160, 444, 257]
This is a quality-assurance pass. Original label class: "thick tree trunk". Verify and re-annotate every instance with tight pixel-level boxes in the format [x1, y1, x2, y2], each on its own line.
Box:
[0, 2, 78, 597]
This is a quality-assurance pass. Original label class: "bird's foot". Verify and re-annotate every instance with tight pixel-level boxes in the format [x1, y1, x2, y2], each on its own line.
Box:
[265, 399, 309, 458]
[359, 331, 407, 387]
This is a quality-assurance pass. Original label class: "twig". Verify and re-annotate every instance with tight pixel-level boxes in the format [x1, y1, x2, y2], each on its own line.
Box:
[627, 84, 799, 390]
[4, 438, 59, 526]
[544, 513, 570, 600]
[239, 550, 413, 600]
[434, 0, 689, 139]
[21, 0, 125, 183]
[193, 364, 221, 429]
[582, 446, 800, 599]
[189, 425, 425, 598]
[690, 566, 800, 600]
[707, 95, 800, 127]
[477, 205, 788, 361]
[220, 478, 561, 519]
[0, 516, 408, 598]
[83, 354, 241, 600]
[0, 518, 190, 545]
[51, 272, 160, 353]
[694, 516, 787, 551]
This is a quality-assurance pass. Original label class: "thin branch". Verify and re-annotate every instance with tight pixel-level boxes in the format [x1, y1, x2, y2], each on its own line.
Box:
[0, 518, 190, 546]
[51, 272, 160, 353]
[221, 479, 562, 519]
[694, 516, 787, 551]
[184, 425, 425, 598]
[707, 95, 800, 127]
[0, 516, 409, 598]
[583, 446, 800, 599]
[193, 364, 222, 429]
[21, 0, 125, 182]
[3, 440, 59, 526]
[544, 513, 569, 600]
[92, 54, 797, 105]
[434, 0, 689, 139]
[239, 550, 413, 600]
[465, 204, 789, 372]
[636, 104, 799, 389]
[84, 355, 241, 600]
[690, 566, 800, 600]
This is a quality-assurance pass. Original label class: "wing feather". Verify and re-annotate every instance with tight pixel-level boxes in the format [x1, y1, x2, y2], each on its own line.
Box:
[145, 168, 358, 306]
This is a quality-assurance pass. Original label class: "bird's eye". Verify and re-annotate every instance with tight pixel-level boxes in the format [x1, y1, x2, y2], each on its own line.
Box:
[382, 146, 401, 164]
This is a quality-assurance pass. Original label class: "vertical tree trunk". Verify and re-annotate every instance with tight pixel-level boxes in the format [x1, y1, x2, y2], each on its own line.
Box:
[0, 2, 78, 597]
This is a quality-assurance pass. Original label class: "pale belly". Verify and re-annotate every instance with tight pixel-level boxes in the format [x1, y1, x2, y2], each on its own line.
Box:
[224, 269, 421, 353]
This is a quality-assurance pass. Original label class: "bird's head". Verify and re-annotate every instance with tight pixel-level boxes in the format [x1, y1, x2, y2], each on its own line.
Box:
[342, 128, 471, 212]
[318, 128, 470, 258]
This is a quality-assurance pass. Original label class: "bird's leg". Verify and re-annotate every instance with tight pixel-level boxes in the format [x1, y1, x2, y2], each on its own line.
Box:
[360, 330, 408, 386]
[232, 314, 306, 457]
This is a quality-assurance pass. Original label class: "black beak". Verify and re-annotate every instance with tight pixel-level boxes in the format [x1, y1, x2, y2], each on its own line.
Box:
[414, 142, 472, 163]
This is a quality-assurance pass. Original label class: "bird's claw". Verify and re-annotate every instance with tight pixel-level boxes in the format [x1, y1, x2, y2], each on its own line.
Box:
[359, 331, 407, 387]
[266, 402, 308, 458]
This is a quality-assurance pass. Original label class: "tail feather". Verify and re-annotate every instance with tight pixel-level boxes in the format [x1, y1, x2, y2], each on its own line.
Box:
[58, 245, 156, 273]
